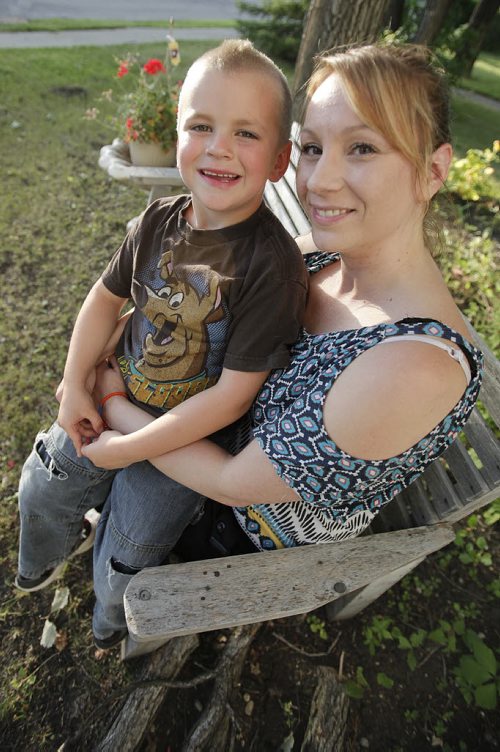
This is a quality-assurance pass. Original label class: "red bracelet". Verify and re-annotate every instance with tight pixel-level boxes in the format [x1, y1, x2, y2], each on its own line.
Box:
[100, 391, 128, 409]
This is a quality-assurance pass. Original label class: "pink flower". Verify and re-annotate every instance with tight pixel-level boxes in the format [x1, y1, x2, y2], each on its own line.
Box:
[143, 58, 166, 75]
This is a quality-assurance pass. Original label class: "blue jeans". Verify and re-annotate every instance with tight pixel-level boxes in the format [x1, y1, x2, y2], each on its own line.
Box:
[17, 422, 204, 640]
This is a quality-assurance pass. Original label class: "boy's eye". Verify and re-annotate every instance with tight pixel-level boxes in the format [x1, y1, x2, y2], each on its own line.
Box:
[351, 142, 376, 156]
[301, 143, 322, 157]
[237, 130, 258, 139]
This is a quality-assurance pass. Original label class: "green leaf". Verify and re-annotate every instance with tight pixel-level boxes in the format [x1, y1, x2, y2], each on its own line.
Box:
[410, 630, 427, 648]
[407, 651, 417, 671]
[345, 681, 365, 699]
[458, 656, 493, 687]
[429, 628, 447, 645]
[474, 683, 497, 710]
[377, 672, 394, 689]
[470, 637, 497, 674]
[356, 666, 369, 688]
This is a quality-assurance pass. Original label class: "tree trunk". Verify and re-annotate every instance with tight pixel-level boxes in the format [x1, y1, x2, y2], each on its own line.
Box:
[412, 0, 454, 45]
[300, 666, 351, 752]
[293, 0, 389, 117]
[384, 0, 406, 32]
[459, 0, 500, 77]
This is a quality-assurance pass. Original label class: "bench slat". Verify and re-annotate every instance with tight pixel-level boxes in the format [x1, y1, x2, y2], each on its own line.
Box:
[125, 525, 454, 641]
[442, 438, 491, 499]
[462, 410, 500, 487]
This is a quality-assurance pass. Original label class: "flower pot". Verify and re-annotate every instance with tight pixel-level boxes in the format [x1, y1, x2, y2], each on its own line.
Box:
[129, 141, 177, 167]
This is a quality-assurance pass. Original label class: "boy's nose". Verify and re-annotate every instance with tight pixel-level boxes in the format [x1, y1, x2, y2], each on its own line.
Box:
[206, 133, 232, 159]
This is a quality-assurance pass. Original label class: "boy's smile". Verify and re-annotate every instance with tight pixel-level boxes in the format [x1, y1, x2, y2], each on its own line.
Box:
[176, 67, 290, 230]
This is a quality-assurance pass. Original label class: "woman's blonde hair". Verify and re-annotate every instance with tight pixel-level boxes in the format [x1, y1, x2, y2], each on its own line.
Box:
[305, 43, 451, 245]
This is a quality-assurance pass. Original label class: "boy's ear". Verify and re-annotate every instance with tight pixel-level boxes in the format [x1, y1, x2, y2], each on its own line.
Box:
[268, 140, 292, 183]
[426, 142, 453, 200]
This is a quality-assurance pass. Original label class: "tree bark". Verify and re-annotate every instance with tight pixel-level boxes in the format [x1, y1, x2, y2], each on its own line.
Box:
[300, 666, 351, 752]
[459, 0, 500, 77]
[412, 0, 454, 45]
[384, 0, 406, 32]
[293, 0, 389, 118]
[182, 623, 262, 752]
[97, 634, 199, 752]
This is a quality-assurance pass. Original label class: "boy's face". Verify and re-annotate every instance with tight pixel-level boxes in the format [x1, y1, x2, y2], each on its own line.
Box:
[177, 66, 291, 230]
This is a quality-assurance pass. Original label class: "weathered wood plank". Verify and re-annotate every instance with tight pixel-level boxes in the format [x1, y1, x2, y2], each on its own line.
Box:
[124, 525, 454, 641]
[464, 317, 500, 427]
[326, 556, 427, 621]
[420, 459, 463, 518]
[442, 439, 491, 500]
[462, 410, 500, 486]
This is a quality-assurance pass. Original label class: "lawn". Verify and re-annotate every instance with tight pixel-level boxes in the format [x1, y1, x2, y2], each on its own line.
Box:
[459, 52, 500, 101]
[0, 41, 498, 751]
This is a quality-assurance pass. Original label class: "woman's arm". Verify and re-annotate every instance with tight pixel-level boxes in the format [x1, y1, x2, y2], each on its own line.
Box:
[82, 367, 270, 469]
[90, 359, 298, 506]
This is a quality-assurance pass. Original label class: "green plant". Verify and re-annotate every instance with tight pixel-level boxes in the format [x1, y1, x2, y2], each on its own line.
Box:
[236, 0, 308, 63]
[344, 665, 370, 699]
[446, 141, 500, 201]
[306, 613, 328, 640]
[362, 615, 393, 655]
[438, 223, 499, 354]
[454, 514, 494, 570]
[85, 32, 182, 150]
[453, 629, 498, 709]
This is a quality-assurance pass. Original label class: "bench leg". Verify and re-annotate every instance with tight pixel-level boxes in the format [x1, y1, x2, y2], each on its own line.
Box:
[325, 556, 426, 621]
[121, 634, 172, 661]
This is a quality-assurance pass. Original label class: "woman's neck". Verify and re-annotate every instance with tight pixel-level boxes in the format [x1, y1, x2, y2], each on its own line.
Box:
[304, 237, 456, 335]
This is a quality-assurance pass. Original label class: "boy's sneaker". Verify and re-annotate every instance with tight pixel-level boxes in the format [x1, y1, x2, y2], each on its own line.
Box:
[94, 629, 128, 650]
[15, 508, 101, 592]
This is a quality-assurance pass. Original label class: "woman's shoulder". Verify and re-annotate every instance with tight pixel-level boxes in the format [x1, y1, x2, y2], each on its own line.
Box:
[320, 317, 483, 461]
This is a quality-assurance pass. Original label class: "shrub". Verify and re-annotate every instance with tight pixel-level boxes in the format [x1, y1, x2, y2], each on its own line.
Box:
[236, 0, 308, 62]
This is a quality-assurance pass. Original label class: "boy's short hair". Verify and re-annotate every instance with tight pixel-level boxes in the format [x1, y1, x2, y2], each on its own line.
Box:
[180, 39, 292, 146]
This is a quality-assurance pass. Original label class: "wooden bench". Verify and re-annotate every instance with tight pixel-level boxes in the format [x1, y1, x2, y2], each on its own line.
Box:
[122, 126, 500, 658]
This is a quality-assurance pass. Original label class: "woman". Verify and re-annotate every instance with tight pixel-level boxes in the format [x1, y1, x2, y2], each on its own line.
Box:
[88, 42, 482, 556]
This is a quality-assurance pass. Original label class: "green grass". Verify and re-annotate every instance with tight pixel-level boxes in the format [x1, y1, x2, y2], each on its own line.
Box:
[459, 52, 500, 102]
[0, 41, 215, 458]
[0, 18, 236, 32]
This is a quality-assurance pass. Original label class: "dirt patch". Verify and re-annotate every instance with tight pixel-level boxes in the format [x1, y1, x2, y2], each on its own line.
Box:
[0, 489, 498, 751]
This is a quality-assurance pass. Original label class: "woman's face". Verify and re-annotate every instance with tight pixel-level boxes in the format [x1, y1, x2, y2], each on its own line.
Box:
[296, 73, 424, 256]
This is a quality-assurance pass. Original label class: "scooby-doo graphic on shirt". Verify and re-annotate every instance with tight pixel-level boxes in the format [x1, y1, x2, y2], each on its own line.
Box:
[118, 249, 227, 411]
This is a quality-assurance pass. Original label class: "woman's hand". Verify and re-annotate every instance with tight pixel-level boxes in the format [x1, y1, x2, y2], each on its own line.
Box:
[81, 429, 131, 469]
[94, 356, 127, 404]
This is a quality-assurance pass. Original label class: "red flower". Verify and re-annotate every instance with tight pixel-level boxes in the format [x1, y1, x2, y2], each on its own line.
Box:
[117, 61, 129, 78]
[143, 58, 166, 75]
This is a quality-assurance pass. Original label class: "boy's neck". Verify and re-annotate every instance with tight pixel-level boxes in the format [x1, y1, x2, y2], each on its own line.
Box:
[184, 196, 262, 231]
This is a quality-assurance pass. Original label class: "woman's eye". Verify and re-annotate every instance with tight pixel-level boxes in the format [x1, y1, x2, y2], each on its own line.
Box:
[351, 142, 376, 156]
[191, 124, 211, 133]
[301, 143, 322, 156]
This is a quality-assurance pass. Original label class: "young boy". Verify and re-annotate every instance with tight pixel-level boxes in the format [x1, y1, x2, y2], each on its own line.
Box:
[16, 40, 308, 648]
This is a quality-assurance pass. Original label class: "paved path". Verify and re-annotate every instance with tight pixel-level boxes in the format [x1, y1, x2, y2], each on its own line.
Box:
[454, 86, 500, 111]
[0, 26, 237, 48]
[0, 0, 256, 21]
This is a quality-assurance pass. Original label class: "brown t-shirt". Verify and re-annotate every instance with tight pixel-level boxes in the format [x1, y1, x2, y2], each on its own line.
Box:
[101, 195, 308, 416]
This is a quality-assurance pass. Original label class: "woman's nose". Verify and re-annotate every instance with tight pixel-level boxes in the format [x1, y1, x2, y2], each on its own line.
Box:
[307, 155, 344, 194]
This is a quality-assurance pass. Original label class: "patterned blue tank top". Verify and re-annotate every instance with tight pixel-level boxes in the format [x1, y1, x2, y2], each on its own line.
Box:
[233, 252, 483, 550]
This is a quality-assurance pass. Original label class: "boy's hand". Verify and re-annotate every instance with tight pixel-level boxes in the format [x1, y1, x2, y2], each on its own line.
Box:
[57, 386, 104, 456]
[81, 430, 130, 470]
